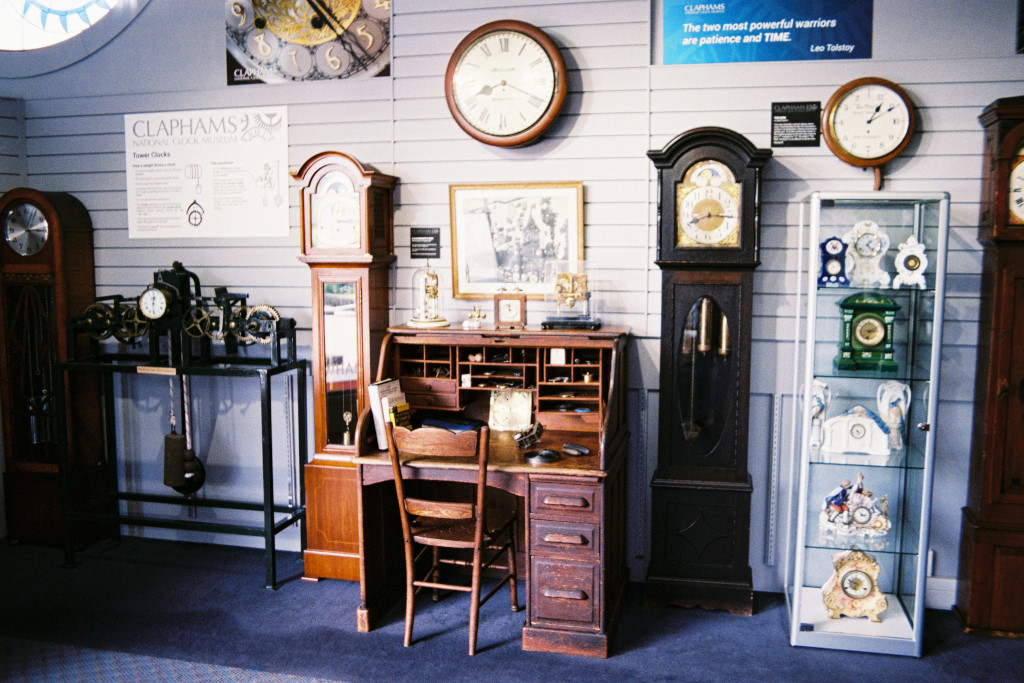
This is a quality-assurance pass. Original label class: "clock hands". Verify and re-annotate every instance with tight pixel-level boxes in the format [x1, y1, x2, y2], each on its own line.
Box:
[865, 102, 896, 125]
[689, 212, 735, 225]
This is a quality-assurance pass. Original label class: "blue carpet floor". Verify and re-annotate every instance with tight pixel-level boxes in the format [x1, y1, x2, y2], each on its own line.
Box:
[1, 538, 1021, 682]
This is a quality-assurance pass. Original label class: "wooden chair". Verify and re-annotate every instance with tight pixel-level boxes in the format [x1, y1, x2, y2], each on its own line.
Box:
[384, 422, 520, 655]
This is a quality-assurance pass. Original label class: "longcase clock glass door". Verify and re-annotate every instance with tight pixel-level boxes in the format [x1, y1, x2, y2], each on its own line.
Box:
[322, 281, 359, 446]
[676, 295, 732, 456]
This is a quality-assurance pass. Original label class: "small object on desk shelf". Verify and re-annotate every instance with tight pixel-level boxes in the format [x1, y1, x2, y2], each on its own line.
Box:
[574, 407, 591, 413]
[562, 442, 590, 457]
[513, 422, 544, 450]
[525, 449, 560, 466]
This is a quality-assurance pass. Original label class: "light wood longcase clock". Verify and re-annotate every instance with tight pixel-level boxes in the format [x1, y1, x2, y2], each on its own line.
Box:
[646, 128, 771, 616]
[0, 187, 103, 545]
[293, 151, 396, 582]
[956, 95, 1024, 636]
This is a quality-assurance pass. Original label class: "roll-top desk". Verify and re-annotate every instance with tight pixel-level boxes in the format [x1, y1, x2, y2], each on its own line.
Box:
[353, 325, 629, 657]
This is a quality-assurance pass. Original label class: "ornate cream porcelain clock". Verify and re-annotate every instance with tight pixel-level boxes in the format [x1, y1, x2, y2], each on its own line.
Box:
[822, 549, 888, 622]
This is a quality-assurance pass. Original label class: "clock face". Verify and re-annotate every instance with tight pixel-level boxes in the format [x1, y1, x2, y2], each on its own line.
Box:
[825, 78, 914, 164]
[853, 314, 886, 348]
[226, 0, 390, 83]
[138, 287, 171, 320]
[445, 20, 565, 146]
[676, 161, 741, 248]
[3, 201, 49, 256]
[825, 259, 842, 275]
[855, 231, 883, 256]
[311, 171, 360, 249]
[852, 506, 872, 524]
[498, 300, 520, 322]
[1009, 156, 1024, 224]
[840, 569, 874, 599]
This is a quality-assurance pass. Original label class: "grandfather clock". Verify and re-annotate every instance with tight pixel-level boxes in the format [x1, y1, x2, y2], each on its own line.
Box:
[646, 128, 771, 615]
[293, 151, 396, 581]
[0, 187, 102, 544]
[956, 95, 1024, 636]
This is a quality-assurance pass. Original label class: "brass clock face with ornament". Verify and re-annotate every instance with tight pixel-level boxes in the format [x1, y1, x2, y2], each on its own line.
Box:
[0, 187, 103, 545]
[226, 0, 390, 84]
[823, 77, 916, 190]
[822, 549, 888, 622]
[292, 151, 397, 582]
[646, 127, 772, 615]
[444, 19, 567, 147]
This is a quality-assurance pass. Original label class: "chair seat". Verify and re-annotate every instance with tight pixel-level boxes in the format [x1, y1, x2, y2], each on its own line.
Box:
[411, 508, 515, 548]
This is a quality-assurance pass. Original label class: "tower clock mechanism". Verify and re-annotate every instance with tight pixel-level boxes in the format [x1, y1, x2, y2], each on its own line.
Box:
[70, 261, 296, 367]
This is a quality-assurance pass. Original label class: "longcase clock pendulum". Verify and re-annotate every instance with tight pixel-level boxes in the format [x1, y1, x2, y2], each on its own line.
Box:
[645, 128, 771, 615]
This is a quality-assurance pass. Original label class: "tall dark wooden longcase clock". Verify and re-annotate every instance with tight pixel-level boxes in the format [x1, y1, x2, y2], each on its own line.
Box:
[0, 187, 103, 545]
[293, 151, 397, 582]
[956, 95, 1024, 636]
[646, 128, 771, 615]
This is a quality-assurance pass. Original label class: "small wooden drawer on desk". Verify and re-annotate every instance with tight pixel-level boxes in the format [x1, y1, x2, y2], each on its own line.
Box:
[530, 481, 601, 523]
[531, 518, 600, 560]
[401, 377, 458, 409]
[530, 556, 600, 630]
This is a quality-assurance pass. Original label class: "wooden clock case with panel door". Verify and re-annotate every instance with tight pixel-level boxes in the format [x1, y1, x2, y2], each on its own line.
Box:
[646, 127, 771, 616]
[0, 187, 103, 545]
[293, 151, 397, 582]
[956, 95, 1024, 636]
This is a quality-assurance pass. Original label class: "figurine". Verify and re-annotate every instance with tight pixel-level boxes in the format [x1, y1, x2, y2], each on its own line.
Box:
[877, 380, 911, 450]
[462, 305, 487, 329]
[820, 473, 892, 539]
[809, 379, 831, 448]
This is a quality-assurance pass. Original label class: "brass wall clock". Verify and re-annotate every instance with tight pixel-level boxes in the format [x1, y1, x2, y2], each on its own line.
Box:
[823, 77, 916, 190]
[444, 19, 567, 147]
[226, 0, 390, 84]
[646, 127, 772, 616]
[0, 187, 103, 545]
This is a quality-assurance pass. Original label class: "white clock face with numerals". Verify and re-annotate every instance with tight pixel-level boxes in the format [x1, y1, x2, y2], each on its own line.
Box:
[1009, 156, 1024, 223]
[830, 82, 912, 160]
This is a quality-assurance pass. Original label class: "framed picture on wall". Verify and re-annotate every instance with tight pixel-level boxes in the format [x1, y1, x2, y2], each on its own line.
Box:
[449, 181, 583, 299]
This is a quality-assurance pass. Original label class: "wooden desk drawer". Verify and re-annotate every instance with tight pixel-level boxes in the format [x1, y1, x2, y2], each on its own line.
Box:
[401, 377, 457, 394]
[530, 556, 600, 630]
[531, 519, 599, 560]
[406, 391, 460, 410]
[530, 482, 600, 522]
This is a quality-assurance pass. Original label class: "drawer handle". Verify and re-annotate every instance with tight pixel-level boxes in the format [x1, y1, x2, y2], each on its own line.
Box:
[542, 588, 588, 601]
[542, 495, 588, 509]
[543, 533, 586, 545]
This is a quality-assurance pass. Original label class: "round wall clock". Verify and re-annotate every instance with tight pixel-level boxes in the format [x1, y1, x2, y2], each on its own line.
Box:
[444, 19, 567, 147]
[823, 77, 916, 190]
[226, 0, 390, 83]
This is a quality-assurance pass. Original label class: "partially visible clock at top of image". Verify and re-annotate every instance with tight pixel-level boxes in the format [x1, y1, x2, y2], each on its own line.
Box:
[226, 0, 390, 85]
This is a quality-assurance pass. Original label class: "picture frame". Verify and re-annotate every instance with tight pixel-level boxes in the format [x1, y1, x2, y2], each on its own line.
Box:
[449, 181, 584, 299]
[494, 291, 527, 329]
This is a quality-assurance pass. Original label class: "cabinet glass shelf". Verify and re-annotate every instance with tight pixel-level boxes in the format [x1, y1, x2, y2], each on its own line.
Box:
[785, 191, 948, 657]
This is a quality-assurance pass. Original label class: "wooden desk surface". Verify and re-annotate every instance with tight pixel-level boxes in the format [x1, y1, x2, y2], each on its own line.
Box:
[354, 428, 604, 478]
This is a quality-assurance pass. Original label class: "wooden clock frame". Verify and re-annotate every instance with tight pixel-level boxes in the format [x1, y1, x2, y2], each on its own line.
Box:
[293, 152, 397, 582]
[646, 128, 771, 616]
[956, 95, 1024, 636]
[0, 187, 103, 545]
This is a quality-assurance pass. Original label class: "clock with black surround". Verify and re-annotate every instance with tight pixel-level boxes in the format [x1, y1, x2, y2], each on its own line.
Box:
[646, 127, 771, 616]
[226, 0, 390, 84]
[0, 187, 103, 545]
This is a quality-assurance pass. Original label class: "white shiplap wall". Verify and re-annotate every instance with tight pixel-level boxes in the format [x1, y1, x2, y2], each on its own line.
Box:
[0, 1, 1021, 599]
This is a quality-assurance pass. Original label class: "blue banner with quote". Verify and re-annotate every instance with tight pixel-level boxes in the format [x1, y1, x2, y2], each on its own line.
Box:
[664, 0, 872, 64]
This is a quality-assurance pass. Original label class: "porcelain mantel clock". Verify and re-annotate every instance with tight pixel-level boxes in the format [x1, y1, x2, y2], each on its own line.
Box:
[293, 151, 396, 582]
[646, 127, 771, 615]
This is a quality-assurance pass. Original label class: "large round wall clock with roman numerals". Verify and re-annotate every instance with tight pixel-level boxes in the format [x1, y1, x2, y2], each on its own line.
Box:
[444, 19, 567, 147]
[225, 0, 390, 84]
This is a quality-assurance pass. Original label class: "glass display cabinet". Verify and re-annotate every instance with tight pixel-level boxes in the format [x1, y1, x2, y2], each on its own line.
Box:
[785, 191, 949, 657]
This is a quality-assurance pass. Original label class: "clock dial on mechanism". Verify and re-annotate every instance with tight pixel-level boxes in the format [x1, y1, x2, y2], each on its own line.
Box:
[676, 161, 741, 248]
[445, 20, 567, 147]
[138, 286, 173, 320]
[226, 0, 390, 84]
[3, 200, 49, 256]
[823, 77, 916, 190]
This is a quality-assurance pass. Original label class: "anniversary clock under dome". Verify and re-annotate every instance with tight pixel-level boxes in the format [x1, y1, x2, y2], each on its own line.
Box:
[646, 127, 771, 615]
